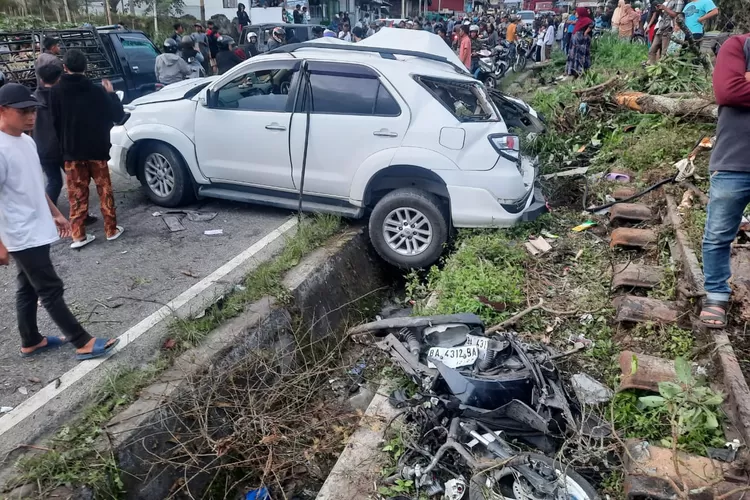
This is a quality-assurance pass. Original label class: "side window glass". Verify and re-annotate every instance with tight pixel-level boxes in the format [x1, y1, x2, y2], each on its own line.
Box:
[216, 65, 297, 111]
[119, 36, 159, 58]
[306, 72, 401, 116]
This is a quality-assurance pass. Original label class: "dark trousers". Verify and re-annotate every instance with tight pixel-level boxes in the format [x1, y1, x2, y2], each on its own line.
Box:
[11, 244, 92, 349]
[41, 162, 63, 206]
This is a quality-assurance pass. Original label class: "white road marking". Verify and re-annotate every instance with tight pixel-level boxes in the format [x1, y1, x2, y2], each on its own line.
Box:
[0, 217, 298, 437]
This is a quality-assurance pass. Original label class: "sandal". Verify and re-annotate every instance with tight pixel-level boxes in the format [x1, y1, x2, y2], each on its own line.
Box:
[19, 336, 66, 358]
[700, 300, 728, 329]
[76, 338, 120, 361]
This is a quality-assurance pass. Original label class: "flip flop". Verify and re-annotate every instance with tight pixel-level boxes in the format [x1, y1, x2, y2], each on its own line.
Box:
[76, 338, 120, 361]
[19, 336, 66, 358]
[699, 300, 728, 329]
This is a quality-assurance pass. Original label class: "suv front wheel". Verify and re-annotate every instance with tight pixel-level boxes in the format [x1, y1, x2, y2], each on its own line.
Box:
[369, 188, 448, 269]
[138, 142, 195, 207]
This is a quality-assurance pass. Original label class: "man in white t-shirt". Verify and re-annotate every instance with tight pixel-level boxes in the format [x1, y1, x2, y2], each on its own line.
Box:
[0, 83, 119, 361]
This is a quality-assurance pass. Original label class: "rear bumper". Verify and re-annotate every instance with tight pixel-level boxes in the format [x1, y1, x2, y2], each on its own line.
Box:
[521, 187, 549, 222]
[447, 183, 546, 228]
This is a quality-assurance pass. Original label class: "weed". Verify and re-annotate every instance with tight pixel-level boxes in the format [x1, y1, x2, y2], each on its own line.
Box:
[612, 358, 725, 455]
[407, 230, 527, 324]
[169, 214, 342, 347]
[591, 34, 649, 72]
[683, 207, 706, 263]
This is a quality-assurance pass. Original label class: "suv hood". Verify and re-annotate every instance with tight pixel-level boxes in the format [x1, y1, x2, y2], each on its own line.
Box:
[131, 76, 220, 106]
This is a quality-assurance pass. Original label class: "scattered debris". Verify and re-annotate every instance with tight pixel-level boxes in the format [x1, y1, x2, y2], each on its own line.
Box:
[571, 373, 613, 405]
[163, 216, 186, 232]
[0, 406, 13, 413]
[152, 211, 162, 217]
[572, 221, 596, 232]
[606, 172, 630, 183]
[162, 338, 177, 350]
[17, 387, 27, 395]
[204, 229, 224, 236]
[27, 377, 41, 384]
[612, 264, 665, 290]
[525, 236, 552, 256]
[610, 228, 658, 249]
[186, 211, 218, 222]
[245, 487, 270, 500]
[614, 295, 681, 325]
[541, 166, 589, 180]
[180, 270, 199, 278]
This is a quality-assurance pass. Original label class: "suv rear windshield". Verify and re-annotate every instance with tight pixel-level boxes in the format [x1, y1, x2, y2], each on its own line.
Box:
[415, 76, 499, 122]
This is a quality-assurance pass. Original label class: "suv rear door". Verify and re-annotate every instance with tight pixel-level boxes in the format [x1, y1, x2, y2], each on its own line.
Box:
[289, 61, 408, 199]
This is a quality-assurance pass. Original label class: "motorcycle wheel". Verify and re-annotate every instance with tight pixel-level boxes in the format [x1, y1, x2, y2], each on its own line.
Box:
[631, 34, 647, 45]
[483, 76, 498, 89]
[468, 453, 599, 500]
[513, 54, 527, 73]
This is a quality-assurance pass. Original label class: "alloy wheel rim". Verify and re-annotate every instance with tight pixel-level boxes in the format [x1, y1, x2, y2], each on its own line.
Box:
[144, 153, 175, 198]
[383, 207, 433, 256]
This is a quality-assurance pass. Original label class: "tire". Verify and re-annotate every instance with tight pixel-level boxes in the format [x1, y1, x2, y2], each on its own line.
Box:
[484, 75, 498, 89]
[469, 453, 599, 500]
[138, 142, 195, 207]
[513, 54, 527, 73]
[631, 34, 646, 45]
[368, 188, 448, 269]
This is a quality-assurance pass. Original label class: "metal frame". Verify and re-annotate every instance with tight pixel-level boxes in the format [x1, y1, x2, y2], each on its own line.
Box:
[269, 42, 469, 74]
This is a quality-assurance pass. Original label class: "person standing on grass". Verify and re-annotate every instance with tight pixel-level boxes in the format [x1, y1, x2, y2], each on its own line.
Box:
[682, 0, 719, 41]
[699, 34, 750, 329]
[458, 24, 472, 70]
[0, 83, 120, 361]
[566, 7, 594, 77]
[544, 18, 555, 60]
[648, 0, 684, 64]
[563, 11, 576, 53]
[618, 0, 640, 40]
[50, 49, 124, 250]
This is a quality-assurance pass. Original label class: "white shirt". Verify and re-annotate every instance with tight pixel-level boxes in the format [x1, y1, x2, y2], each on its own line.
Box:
[339, 31, 352, 41]
[544, 25, 555, 45]
[0, 131, 58, 252]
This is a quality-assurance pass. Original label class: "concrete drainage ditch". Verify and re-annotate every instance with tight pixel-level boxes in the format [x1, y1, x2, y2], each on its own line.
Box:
[94, 229, 393, 500]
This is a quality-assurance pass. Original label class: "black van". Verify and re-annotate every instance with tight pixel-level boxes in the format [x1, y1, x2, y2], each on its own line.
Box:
[240, 23, 325, 53]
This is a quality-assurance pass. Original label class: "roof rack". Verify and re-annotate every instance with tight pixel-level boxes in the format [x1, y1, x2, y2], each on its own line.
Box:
[269, 42, 468, 74]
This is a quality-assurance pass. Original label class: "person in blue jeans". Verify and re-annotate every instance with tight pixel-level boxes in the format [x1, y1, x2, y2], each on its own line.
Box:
[682, 0, 718, 41]
[700, 34, 750, 328]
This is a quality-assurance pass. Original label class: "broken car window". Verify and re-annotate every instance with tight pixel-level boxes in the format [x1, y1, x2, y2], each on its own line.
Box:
[416, 76, 499, 123]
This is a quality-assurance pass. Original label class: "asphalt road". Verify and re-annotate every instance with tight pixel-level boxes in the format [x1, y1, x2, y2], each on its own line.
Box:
[0, 172, 290, 412]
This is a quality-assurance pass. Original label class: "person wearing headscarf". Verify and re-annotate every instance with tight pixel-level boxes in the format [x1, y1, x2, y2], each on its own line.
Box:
[611, 0, 625, 33]
[618, 0, 641, 39]
[566, 7, 594, 77]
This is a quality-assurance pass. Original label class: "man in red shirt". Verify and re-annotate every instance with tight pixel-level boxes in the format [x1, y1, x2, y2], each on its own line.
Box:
[700, 34, 750, 329]
[458, 25, 472, 69]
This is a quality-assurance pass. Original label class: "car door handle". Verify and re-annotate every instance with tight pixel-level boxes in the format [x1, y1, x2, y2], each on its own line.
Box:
[265, 123, 287, 131]
[132, 65, 139, 73]
[373, 129, 398, 137]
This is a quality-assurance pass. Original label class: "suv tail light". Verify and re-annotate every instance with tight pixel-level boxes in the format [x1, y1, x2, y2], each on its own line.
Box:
[488, 133, 520, 163]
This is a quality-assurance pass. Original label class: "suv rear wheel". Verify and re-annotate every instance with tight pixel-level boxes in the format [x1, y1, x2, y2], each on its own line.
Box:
[138, 142, 195, 207]
[369, 188, 448, 269]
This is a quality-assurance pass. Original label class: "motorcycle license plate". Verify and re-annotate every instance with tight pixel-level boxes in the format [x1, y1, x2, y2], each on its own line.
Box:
[427, 346, 479, 369]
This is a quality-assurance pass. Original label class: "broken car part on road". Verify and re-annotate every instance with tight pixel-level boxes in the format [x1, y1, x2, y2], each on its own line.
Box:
[350, 314, 607, 499]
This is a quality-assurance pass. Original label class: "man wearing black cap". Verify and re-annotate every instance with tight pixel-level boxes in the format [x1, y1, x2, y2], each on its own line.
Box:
[0, 83, 119, 360]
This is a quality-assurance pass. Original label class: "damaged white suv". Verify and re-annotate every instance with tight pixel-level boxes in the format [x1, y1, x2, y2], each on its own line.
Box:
[108, 29, 546, 268]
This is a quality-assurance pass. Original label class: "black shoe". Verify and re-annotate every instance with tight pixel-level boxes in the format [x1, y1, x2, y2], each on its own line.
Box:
[85, 214, 99, 226]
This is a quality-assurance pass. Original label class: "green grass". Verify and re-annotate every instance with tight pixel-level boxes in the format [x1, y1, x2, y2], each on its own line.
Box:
[591, 34, 649, 72]
[406, 229, 527, 325]
[9, 214, 343, 496]
[169, 214, 342, 348]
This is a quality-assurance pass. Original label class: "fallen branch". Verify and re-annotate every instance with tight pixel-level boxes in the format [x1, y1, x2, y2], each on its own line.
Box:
[573, 76, 619, 95]
[485, 298, 583, 333]
[613, 91, 717, 119]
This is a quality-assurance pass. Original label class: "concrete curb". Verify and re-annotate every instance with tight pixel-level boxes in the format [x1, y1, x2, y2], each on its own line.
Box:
[102, 229, 389, 499]
[665, 194, 750, 448]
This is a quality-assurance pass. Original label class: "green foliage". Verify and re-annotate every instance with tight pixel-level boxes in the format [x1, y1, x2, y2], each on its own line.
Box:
[613, 358, 725, 455]
[636, 55, 712, 95]
[591, 34, 649, 72]
[406, 230, 527, 324]
[378, 479, 415, 497]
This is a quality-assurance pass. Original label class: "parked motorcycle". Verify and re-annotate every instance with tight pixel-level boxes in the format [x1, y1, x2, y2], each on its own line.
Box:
[513, 38, 531, 72]
[476, 43, 512, 89]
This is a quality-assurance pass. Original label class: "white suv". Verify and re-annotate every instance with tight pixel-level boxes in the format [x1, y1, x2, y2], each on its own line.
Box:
[108, 30, 546, 268]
